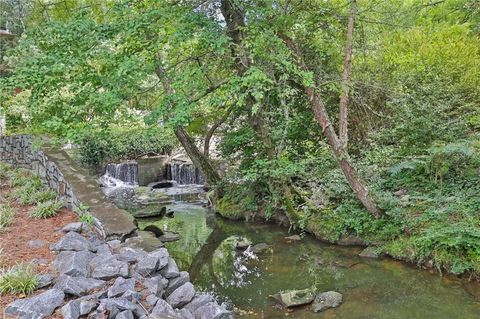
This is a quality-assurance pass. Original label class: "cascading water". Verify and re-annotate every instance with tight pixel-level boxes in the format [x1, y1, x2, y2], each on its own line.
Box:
[166, 162, 205, 185]
[100, 162, 139, 187]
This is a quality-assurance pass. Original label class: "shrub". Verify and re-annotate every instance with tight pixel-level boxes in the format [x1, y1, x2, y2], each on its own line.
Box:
[29, 200, 63, 219]
[0, 264, 38, 295]
[0, 204, 15, 232]
[7, 168, 33, 188]
[77, 127, 177, 168]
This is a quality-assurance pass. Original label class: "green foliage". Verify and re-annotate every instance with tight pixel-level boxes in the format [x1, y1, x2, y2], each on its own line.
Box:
[0, 204, 15, 232]
[0, 163, 12, 179]
[29, 200, 63, 219]
[77, 127, 177, 167]
[7, 168, 34, 188]
[11, 178, 43, 205]
[78, 213, 94, 226]
[0, 264, 38, 296]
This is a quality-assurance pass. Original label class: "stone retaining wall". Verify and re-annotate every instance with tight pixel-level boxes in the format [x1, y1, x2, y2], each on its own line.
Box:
[0, 135, 79, 209]
[0, 134, 137, 241]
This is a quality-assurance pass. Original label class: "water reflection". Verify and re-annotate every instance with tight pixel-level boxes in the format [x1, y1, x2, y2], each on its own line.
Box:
[138, 204, 479, 319]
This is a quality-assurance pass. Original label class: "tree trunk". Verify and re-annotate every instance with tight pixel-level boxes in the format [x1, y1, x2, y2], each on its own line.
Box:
[204, 106, 233, 158]
[338, 0, 356, 148]
[280, 35, 381, 219]
[175, 126, 221, 186]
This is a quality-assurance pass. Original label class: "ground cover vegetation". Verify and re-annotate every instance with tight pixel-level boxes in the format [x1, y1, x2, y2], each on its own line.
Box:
[0, 0, 479, 276]
[0, 163, 64, 296]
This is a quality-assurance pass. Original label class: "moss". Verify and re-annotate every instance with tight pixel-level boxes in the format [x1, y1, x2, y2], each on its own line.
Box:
[216, 197, 244, 220]
[305, 209, 342, 243]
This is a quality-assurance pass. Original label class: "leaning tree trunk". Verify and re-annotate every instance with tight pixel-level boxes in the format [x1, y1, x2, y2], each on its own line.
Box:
[175, 126, 221, 186]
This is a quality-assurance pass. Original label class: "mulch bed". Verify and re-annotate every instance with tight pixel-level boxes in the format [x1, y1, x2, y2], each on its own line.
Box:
[0, 182, 77, 314]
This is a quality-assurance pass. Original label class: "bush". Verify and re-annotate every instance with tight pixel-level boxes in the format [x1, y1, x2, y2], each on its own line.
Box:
[29, 200, 63, 219]
[0, 264, 38, 295]
[0, 204, 15, 232]
[77, 127, 177, 168]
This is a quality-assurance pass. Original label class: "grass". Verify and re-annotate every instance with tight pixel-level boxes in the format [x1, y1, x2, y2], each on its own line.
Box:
[78, 213, 94, 226]
[7, 168, 34, 188]
[29, 200, 63, 219]
[0, 264, 38, 295]
[0, 163, 12, 179]
[0, 204, 15, 232]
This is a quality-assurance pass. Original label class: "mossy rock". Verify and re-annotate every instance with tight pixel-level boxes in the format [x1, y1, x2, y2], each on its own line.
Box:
[216, 197, 244, 220]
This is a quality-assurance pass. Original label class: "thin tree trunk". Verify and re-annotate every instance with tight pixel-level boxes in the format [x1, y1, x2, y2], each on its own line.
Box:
[204, 106, 233, 158]
[175, 126, 221, 186]
[338, 0, 356, 148]
[280, 35, 381, 219]
[155, 65, 221, 186]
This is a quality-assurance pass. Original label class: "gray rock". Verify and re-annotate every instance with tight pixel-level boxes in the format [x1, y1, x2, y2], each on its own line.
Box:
[91, 257, 129, 280]
[108, 239, 122, 250]
[5, 288, 64, 319]
[54, 275, 106, 296]
[312, 291, 343, 312]
[251, 243, 270, 254]
[62, 222, 84, 233]
[160, 257, 180, 279]
[108, 277, 136, 298]
[122, 290, 141, 302]
[143, 276, 169, 297]
[149, 247, 169, 270]
[95, 243, 113, 256]
[123, 231, 164, 252]
[28, 239, 46, 249]
[116, 247, 147, 263]
[194, 302, 233, 319]
[50, 231, 96, 252]
[359, 246, 381, 259]
[158, 231, 181, 242]
[146, 294, 159, 307]
[61, 296, 98, 319]
[176, 308, 194, 319]
[54, 250, 94, 277]
[270, 288, 315, 307]
[137, 255, 159, 276]
[132, 304, 148, 318]
[37, 273, 55, 289]
[115, 310, 134, 319]
[151, 299, 178, 319]
[166, 271, 190, 296]
[166, 282, 195, 308]
[184, 294, 214, 314]
[97, 298, 136, 318]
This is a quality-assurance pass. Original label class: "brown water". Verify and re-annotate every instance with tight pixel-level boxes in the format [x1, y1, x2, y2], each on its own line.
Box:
[138, 203, 480, 319]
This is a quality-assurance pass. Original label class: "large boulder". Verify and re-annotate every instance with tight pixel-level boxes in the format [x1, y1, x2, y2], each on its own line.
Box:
[54, 275, 106, 297]
[166, 282, 195, 308]
[50, 231, 96, 252]
[312, 291, 343, 312]
[53, 250, 95, 277]
[270, 288, 315, 308]
[5, 289, 65, 319]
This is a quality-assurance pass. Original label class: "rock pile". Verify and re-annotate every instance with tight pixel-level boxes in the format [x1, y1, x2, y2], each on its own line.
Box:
[5, 223, 233, 319]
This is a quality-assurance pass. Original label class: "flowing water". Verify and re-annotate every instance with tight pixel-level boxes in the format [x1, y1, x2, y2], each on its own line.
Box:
[137, 203, 480, 319]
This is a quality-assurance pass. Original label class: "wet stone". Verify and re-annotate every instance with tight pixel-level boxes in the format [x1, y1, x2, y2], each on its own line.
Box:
[312, 291, 343, 312]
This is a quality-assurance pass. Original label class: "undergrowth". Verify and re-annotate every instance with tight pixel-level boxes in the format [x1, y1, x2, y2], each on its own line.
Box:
[0, 264, 38, 295]
[29, 200, 63, 219]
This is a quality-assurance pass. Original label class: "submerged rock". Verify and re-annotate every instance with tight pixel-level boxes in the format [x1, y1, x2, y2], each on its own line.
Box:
[159, 231, 181, 242]
[284, 235, 301, 242]
[251, 243, 270, 254]
[129, 205, 167, 218]
[270, 288, 315, 308]
[5, 289, 65, 319]
[359, 246, 381, 259]
[312, 291, 343, 312]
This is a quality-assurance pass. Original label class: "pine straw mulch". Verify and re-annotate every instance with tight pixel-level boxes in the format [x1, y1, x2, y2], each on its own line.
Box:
[0, 181, 77, 315]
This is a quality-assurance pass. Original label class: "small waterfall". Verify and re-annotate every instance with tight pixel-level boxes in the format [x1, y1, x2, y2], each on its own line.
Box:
[100, 162, 138, 187]
[166, 162, 205, 185]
